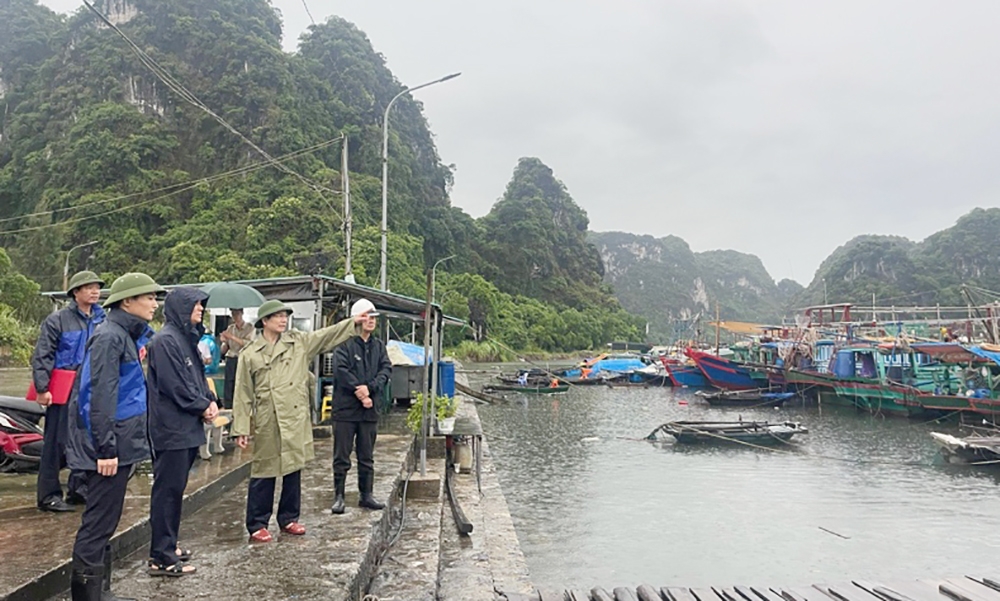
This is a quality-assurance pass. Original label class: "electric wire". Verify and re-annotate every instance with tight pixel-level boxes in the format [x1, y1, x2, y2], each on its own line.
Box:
[0, 138, 342, 235]
[79, 0, 343, 221]
[0, 137, 341, 228]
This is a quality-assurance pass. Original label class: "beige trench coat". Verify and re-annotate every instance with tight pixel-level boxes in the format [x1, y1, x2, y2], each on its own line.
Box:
[232, 318, 357, 478]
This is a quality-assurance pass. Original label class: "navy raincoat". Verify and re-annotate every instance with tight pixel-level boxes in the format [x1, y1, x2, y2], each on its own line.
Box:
[147, 287, 215, 452]
[66, 309, 154, 471]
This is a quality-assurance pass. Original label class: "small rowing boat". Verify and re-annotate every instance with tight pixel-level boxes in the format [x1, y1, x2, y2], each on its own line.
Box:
[645, 420, 808, 445]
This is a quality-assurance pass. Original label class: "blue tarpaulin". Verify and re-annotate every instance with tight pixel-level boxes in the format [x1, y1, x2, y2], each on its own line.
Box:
[386, 340, 427, 366]
[969, 346, 1000, 367]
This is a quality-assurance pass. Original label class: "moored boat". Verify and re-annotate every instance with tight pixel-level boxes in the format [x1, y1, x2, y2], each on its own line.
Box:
[685, 348, 768, 391]
[483, 384, 570, 395]
[646, 420, 808, 445]
[696, 389, 796, 408]
[930, 431, 1000, 464]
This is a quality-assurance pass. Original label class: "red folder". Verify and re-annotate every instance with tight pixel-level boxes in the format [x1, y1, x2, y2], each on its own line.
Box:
[26, 369, 77, 405]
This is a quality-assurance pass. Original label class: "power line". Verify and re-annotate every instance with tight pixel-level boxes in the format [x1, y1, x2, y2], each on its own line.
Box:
[0, 138, 342, 235]
[79, 0, 343, 222]
[0, 137, 341, 227]
[300, 0, 316, 25]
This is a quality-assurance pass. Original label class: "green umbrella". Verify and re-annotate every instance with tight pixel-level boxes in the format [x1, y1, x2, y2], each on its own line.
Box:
[200, 282, 266, 309]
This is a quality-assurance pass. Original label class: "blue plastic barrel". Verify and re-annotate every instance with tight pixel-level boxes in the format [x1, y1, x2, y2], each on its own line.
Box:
[438, 361, 456, 398]
[832, 351, 856, 378]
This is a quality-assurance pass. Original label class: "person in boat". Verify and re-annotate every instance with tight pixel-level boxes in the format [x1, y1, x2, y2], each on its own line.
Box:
[232, 300, 367, 543]
[66, 272, 164, 601]
[30, 270, 106, 513]
[331, 299, 392, 515]
[549, 378, 560, 388]
[146, 287, 219, 577]
[517, 371, 529, 386]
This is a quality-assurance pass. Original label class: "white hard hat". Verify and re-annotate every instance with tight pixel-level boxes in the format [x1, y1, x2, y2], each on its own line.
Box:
[350, 298, 378, 317]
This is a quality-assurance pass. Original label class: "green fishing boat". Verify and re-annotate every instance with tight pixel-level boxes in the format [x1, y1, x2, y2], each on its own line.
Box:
[484, 384, 569, 395]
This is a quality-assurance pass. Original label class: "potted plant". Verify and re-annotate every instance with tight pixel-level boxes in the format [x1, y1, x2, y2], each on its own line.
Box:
[406, 393, 457, 435]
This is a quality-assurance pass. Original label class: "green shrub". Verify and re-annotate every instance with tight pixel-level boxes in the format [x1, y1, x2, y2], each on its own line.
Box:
[406, 393, 457, 434]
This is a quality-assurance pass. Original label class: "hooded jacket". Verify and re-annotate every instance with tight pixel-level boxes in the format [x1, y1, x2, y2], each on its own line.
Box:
[31, 301, 106, 393]
[147, 287, 215, 452]
[332, 334, 391, 422]
[66, 309, 154, 470]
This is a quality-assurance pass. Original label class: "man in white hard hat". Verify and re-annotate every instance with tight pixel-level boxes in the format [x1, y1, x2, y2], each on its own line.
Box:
[330, 298, 392, 515]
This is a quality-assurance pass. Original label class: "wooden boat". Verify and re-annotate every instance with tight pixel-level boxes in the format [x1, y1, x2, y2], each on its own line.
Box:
[685, 348, 769, 391]
[646, 420, 808, 445]
[930, 432, 1000, 464]
[695, 389, 796, 408]
[483, 384, 569, 395]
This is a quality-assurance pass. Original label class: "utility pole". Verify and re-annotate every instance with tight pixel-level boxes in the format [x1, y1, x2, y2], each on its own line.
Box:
[341, 135, 353, 283]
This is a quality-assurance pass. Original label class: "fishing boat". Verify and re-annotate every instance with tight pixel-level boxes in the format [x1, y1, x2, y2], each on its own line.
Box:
[646, 420, 808, 445]
[483, 384, 569, 395]
[659, 356, 708, 387]
[695, 389, 796, 408]
[930, 432, 1000, 464]
[685, 348, 769, 391]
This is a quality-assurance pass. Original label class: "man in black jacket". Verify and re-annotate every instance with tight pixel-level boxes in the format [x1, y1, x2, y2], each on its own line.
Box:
[30, 270, 105, 512]
[66, 272, 163, 601]
[146, 287, 218, 576]
[331, 298, 392, 515]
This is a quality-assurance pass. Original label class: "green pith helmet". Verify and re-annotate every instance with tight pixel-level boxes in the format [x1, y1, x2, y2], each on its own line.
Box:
[255, 299, 293, 328]
[103, 273, 164, 307]
[66, 270, 105, 294]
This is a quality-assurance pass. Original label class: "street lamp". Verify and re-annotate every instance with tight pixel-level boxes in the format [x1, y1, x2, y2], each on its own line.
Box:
[380, 72, 461, 291]
[63, 241, 98, 291]
[431, 254, 455, 305]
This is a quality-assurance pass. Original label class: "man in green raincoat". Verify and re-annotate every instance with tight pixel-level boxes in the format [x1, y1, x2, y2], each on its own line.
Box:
[232, 300, 368, 542]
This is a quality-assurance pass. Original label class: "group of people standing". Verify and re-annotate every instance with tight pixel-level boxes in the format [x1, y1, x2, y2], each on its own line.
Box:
[30, 271, 392, 601]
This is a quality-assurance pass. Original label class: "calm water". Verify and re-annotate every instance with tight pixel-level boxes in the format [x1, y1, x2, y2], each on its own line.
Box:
[473, 369, 1000, 589]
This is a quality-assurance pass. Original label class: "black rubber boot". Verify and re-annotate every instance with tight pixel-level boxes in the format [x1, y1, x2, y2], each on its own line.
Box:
[358, 471, 384, 510]
[101, 546, 135, 601]
[331, 473, 346, 515]
[70, 564, 102, 601]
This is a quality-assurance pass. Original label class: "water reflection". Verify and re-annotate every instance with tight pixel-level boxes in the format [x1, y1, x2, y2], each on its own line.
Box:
[475, 370, 1000, 589]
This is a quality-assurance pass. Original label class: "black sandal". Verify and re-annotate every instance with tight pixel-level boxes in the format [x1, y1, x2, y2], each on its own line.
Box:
[176, 548, 193, 562]
[147, 560, 197, 577]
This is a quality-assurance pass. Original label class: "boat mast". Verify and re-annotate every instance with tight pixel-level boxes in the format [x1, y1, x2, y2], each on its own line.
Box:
[715, 301, 721, 355]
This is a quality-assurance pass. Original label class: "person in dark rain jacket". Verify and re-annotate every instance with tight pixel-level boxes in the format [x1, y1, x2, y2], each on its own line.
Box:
[30, 270, 106, 512]
[66, 273, 163, 601]
[330, 298, 392, 515]
[146, 287, 219, 577]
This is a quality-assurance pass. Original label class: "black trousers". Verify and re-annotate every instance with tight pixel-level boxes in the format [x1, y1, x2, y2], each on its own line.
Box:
[222, 357, 239, 409]
[149, 447, 198, 565]
[37, 403, 87, 505]
[333, 421, 377, 483]
[245, 470, 301, 534]
[72, 467, 132, 567]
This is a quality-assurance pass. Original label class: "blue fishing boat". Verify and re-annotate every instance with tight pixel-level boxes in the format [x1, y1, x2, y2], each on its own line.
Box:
[659, 358, 708, 387]
[685, 348, 768, 391]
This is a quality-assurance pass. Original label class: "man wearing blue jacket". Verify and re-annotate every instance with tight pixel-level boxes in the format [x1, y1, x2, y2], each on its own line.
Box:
[66, 273, 163, 601]
[146, 287, 218, 577]
[31, 270, 106, 513]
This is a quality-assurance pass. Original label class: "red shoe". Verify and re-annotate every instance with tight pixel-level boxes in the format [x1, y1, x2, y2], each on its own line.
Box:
[249, 528, 273, 543]
[280, 522, 306, 536]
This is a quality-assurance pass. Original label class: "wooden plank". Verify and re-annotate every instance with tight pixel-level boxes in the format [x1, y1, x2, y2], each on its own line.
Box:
[691, 588, 722, 601]
[852, 580, 899, 601]
[943, 579, 1000, 601]
[939, 580, 999, 601]
[715, 588, 743, 601]
[537, 590, 567, 601]
[968, 578, 1000, 594]
[567, 591, 592, 601]
[614, 588, 639, 601]
[590, 589, 615, 601]
[665, 588, 700, 601]
[750, 587, 788, 601]
[882, 580, 948, 601]
[822, 583, 883, 601]
[733, 586, 759, 601]
[636, 585, 664, 601]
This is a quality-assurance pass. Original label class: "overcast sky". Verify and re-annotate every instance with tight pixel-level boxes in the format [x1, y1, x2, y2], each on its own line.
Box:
[39, 0, 1000, 284]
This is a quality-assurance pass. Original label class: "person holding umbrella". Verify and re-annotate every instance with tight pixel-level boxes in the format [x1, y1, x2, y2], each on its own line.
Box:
[232, 300, 369, 543]
[30, 270, 105, 513]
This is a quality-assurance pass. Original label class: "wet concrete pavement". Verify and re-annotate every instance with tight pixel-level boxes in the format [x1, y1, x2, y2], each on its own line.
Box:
[47, 431, 413, 601]
[0, 444, 252, 601]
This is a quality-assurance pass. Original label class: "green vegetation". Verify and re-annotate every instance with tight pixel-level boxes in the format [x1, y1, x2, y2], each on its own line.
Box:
[0, 0, 640, 363]
[406, 393, 457, 434]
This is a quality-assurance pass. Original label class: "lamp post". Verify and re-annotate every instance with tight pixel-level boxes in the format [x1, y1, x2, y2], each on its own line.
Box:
[380, 72, 461, 291]
[431, 254, 455, 305]
[63, 241, 98, 291]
